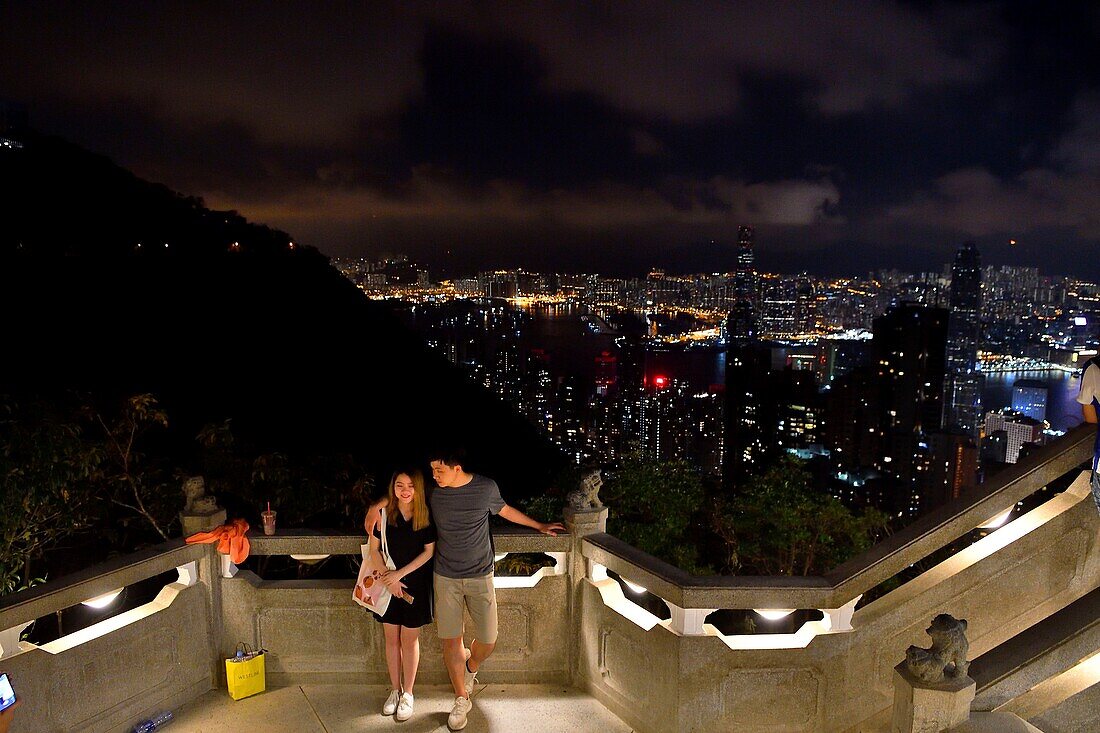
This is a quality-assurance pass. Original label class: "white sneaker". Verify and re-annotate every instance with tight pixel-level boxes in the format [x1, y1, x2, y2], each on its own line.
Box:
[448, 695, 472, 730]
[395, 692, 414, 721]
[382, 689, 400, 715]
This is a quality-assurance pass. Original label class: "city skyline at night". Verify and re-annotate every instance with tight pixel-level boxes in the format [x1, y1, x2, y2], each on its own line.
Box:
[336, 235, 1095, 525]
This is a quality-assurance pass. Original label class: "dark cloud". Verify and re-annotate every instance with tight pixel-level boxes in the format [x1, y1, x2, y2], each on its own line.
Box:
[2, 1, 1099, 276]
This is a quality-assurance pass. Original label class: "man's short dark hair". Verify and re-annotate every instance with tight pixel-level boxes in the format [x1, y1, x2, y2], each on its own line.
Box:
[428, 447, 466, 468]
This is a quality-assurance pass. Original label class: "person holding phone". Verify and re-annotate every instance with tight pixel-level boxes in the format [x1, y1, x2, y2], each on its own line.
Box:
[0, 672, 20, 733]
[366, 469, 436, 722]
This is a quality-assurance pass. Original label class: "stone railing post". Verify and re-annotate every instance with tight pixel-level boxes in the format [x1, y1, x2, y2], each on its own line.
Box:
[892, 664, 975, 733]
[892, 614, 975, 733]
[564, 505, 607, 585]
[564, 505, 608, 685]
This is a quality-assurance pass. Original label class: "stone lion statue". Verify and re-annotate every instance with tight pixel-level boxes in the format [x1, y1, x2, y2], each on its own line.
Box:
[567, 466, 604, 511]
[905, 614, 970, 684]
[182, 476, 219, 514]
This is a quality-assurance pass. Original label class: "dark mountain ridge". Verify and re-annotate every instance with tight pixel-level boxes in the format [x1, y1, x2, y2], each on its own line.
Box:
[0, 130, 565, 503]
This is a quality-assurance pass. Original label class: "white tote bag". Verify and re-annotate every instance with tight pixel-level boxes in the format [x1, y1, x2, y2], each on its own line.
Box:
[352, 508, 397, 615]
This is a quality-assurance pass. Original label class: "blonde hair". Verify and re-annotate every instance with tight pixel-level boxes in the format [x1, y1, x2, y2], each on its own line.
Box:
[386, 468, 429, 531]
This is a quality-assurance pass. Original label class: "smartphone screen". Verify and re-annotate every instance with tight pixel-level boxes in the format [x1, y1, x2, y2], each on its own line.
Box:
[0, 673, 16, 712]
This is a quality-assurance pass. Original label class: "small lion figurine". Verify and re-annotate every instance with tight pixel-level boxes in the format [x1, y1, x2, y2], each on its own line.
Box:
[182, 476, 219, 514]
[567, 466, 604, 511]
[905, 614, 970, 684]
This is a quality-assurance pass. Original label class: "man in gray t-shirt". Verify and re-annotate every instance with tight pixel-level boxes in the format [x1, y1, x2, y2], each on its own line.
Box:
[428, 450, 564, 731]
[429, 473, 506, 578]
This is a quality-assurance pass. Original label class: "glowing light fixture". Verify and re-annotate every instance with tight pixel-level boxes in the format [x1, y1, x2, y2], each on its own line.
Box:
[754, 608, 795, 621]
[82, 588, 124, 609]
[979, 509, 1013, 530]
[621, 578, 647, 594]
[494, 553, 508, 562]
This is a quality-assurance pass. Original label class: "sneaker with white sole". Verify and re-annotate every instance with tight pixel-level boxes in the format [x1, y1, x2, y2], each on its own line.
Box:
[382, 689, 400, 716]
[395, 692, 414, 722]
[448, 695, 472, 730]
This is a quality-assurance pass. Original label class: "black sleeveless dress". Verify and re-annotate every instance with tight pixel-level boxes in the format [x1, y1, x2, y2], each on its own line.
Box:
[369, 511, 436, 628]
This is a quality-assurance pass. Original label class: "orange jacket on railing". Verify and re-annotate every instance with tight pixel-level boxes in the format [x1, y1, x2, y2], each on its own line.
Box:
[185, 519, 251, 564]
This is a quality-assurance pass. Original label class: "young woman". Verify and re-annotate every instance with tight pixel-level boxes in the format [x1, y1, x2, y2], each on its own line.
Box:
[367, 468, 436, 721]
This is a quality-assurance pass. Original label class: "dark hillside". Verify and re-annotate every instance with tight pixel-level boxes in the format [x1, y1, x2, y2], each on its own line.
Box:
[0, 131, 564, 505]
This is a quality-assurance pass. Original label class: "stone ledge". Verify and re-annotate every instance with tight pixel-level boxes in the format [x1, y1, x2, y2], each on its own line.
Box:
[247, 527, 571, 556]
[0, 540, 205, 630]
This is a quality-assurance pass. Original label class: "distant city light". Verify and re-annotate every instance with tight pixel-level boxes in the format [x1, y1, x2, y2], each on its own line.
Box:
[1074, 316, 1087, 326]
[653, 375, 668, 389]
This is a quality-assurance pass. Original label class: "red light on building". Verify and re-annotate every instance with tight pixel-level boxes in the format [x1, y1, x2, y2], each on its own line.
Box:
[653, 375, 669, 389]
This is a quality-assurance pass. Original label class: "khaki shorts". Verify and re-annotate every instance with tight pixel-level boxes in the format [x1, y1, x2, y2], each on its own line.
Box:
[433, 572, 498, 643]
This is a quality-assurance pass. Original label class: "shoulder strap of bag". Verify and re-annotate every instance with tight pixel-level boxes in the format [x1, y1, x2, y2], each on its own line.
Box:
[379, 508, 390, 563]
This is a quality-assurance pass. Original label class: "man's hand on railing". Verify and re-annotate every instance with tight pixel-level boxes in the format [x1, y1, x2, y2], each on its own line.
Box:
[538, 521, 566, 537]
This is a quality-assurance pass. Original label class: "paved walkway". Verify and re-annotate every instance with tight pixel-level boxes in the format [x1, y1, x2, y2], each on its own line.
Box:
[172, 683, 634, 733]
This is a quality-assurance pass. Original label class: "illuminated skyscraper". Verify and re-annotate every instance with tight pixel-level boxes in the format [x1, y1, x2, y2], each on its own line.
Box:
[726, 225, 758, 344]
[759, 277, 797, 339]
[983, 409, 1043, 464]
[733, 225, 756, 305]
[942, 242, 983, 439]
[872, 302, 949, 517]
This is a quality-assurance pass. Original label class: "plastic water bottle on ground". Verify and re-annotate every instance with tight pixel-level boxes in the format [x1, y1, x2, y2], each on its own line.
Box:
[132, 710, 173, 732]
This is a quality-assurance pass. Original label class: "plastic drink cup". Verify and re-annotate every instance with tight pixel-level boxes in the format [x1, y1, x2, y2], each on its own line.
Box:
[261, 509, 276, 535]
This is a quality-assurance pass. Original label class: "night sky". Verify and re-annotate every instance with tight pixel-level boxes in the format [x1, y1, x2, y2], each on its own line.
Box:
[3, 2, 1099, 277]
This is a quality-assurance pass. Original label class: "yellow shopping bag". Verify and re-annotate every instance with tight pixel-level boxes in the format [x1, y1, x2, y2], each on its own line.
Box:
[225, 643, 266, 700]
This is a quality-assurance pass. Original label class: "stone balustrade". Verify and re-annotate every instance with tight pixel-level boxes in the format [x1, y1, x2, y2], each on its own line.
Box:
[573, 426, 1100, 732]
[0, 425, 1096, 732]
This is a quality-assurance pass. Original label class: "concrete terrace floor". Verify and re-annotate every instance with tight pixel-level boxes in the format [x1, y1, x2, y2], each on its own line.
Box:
[171, 683, 635, 733]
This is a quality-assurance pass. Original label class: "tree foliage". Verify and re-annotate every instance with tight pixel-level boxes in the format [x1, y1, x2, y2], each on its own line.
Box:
[603, 454, 711, 573]
[0, 397, 101, 593]
[90, 393, 176, 541]
[250, 450, 373, 526]
[712, 456, 888, 575]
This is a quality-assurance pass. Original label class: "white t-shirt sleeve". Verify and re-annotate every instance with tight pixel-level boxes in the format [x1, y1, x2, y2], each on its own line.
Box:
[1076, 363, 1100, 405]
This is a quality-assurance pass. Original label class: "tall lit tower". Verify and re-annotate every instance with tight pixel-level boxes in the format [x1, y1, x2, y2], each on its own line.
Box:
[726, 225, 757, 344]
[734, 225, 756, 304]
[942, 241, 983, 438]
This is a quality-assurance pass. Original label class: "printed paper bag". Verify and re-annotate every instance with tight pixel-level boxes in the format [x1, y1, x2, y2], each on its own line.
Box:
[226, 645, 266, 700]
[352, 543, 392, 615]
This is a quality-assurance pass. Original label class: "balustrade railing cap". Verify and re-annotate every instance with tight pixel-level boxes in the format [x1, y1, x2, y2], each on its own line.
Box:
[0, 540, 204, 630]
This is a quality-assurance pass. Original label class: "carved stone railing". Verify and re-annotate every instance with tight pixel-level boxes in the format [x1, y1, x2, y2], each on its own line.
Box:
[221, 526, 573, 686]
[0, 525, 578, 732]
[0, 425, 1096, 732]
[0, 540, 215, 733]
[576, 425, 1100, 732]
